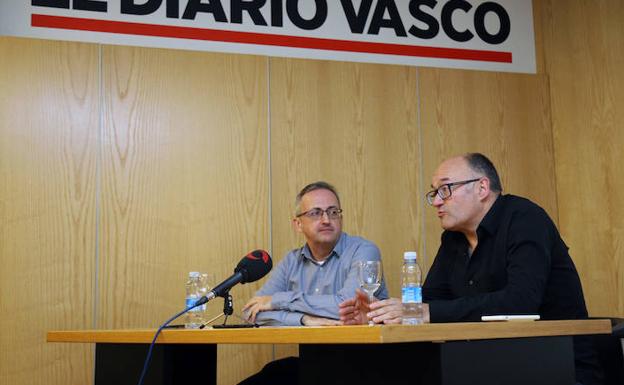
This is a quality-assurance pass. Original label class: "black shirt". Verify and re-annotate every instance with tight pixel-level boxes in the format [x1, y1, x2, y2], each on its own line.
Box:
[423, 194, 601, 384]
[423, 194, 588, 322]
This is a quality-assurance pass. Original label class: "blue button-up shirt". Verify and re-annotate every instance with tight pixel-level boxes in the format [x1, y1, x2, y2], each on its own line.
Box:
[254, 232, 388, 326]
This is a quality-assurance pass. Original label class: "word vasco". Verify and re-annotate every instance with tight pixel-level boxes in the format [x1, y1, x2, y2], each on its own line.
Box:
[33, 0, 512, 45]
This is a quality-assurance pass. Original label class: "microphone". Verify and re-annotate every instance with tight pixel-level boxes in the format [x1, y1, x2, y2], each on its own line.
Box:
[194, 250, 272, 306]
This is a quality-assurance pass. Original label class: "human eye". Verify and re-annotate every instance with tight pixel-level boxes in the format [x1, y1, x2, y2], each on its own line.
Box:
[440, 184, 451, 197]
[306, 208, 322, 218]
[327, 208, 341, 216]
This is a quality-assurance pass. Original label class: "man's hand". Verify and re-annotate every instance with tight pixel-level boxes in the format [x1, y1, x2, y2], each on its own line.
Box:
[301, 315, 342, 326]
[368, 299, 430, 324]
[339, 289, 431, 325]
[338, 289, 372, 325]
[242, 295, 273, 323]
[367, 298, 403, 324]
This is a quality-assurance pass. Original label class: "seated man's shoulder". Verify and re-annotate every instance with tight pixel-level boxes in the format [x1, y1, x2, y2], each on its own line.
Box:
[504, 194, 550, 218]
[278, 246, 305, 264]
[502, 195, 557, 231]
[340, 233, 381, 262]
[342, 232, 379, 249]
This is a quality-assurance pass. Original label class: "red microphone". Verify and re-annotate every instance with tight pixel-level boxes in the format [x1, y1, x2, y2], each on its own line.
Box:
[236, 249, 272, 282]
[195, 250, 272, 305]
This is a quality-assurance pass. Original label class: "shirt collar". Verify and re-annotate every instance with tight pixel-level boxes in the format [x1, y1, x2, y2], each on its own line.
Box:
[300, 232, 346, 263]
[478, 194, 505, 237]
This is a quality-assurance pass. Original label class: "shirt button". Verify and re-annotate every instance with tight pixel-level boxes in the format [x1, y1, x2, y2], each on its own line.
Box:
[468, 280, 474, 285]
[315, 288, 319, 293]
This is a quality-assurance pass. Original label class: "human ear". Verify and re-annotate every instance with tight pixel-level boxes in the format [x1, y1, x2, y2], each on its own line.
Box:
[478, 178, 491, 200]
[292, 218, 303, 233]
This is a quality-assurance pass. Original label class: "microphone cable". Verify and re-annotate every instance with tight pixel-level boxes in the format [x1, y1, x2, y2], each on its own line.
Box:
[135, 250, 271, 384]
[136, 301, 202, 385]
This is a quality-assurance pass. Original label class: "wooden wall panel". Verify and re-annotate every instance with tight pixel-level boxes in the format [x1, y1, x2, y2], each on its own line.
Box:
[98, 46, 271, 384]
[542, 0, 624, 317]
[270, 58, 422, 306]
[419, 69, 557, 273]
[0, 37, 97, 385]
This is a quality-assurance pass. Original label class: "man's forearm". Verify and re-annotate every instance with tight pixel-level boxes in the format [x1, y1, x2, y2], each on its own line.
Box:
[254, 310, 305, 326]
[272, 291, 346, 319]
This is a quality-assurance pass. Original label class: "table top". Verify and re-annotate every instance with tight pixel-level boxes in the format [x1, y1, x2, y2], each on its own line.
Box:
[47, 319, 611, 345]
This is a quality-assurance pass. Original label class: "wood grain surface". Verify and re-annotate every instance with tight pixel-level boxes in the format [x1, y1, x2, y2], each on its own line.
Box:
[97, 45, 271, 385]
[270, 58, 422, 299]
[0, 37, 98, 385]
[47, 319, 611, 345]
[541, 0, 624, 317]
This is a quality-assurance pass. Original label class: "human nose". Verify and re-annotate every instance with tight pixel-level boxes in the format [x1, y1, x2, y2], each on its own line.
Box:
[320, 210, 331, 222]
[432, 193, 445, 207]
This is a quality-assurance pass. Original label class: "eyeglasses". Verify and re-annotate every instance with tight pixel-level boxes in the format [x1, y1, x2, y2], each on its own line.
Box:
[425, 178, 481, 205]
[296, 207, 343, 220]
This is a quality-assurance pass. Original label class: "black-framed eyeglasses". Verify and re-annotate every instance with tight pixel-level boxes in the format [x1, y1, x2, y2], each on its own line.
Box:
[425, 178, 481, 205]
[296, 207, 343, 220]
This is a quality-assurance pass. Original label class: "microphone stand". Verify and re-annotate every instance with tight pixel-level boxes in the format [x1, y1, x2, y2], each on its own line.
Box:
[199, 290, 258, 328]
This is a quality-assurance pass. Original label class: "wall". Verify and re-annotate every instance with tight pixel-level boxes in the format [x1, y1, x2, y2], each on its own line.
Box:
[541, 0, 624, 317]
[0, 39, 98, 385]
[1, 1, 623, 384]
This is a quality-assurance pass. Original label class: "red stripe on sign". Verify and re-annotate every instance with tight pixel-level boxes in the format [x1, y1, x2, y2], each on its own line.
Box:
[31, 14, 512, 63]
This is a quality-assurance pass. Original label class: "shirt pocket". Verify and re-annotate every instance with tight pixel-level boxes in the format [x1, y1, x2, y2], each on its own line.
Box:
[287, 277, 300, 292]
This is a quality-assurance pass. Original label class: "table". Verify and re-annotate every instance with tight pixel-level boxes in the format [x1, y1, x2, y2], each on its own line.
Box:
[47, 319, 610, 385]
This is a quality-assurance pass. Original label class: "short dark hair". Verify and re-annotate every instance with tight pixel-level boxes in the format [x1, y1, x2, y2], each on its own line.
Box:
[295, 181, 340, 214]
[464, 153, 503, 193]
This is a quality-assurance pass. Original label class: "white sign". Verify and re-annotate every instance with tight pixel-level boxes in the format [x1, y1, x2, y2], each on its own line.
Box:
[0, 1, 536, 73]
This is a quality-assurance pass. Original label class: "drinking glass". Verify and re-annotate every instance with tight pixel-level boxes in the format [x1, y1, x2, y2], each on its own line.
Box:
[358, 260, 382, 325]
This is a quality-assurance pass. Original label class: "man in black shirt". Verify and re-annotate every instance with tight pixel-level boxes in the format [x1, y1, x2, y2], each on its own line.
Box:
[339, 153, 601, 384]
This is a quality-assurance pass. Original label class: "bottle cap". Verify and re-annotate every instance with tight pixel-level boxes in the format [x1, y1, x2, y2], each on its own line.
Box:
[403, 251, 417, 260]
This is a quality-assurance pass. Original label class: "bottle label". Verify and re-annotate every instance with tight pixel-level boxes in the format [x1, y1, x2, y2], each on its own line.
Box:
[402, 286, 422, 303]
[186, 297, 202, 311]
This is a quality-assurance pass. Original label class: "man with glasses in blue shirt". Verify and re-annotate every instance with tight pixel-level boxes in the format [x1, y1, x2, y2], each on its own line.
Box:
[238, 181, 388, 385]
[243, 180, 388, 326]
[339, 153, 601, 385]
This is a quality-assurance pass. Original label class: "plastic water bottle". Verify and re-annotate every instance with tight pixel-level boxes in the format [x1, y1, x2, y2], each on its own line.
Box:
[198, 273, 211, 303]
[402, 251, 424, 325]
[185, 272, 204, 329]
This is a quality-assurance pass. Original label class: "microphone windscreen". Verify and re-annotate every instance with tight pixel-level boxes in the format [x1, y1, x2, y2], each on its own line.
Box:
[235, 250, 272, 283]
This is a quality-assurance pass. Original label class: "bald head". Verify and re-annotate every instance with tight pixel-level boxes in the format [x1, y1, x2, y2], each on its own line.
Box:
[433, 156, 473, 186]
[463, 153, 502, 193]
